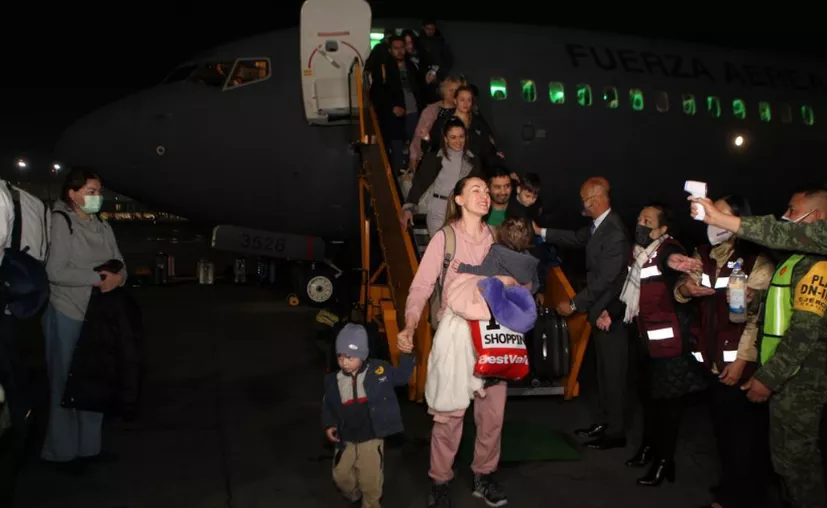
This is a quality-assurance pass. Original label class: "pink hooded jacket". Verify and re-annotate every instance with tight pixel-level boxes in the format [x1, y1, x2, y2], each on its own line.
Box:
[405, 221, 494, 419]
[405, 222, 494, 329]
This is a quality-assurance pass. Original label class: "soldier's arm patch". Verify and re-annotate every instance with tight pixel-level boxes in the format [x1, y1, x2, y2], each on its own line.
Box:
[794, 261, 827, 318]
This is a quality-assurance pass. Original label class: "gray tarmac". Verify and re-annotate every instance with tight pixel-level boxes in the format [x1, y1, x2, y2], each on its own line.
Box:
[12, 284, 761, 508]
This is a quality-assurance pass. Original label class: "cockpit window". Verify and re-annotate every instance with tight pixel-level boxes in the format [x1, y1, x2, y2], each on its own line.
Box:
[189, 61, 235, 87]
[225, 59, 271, 90]
[163, 64, 196, 84]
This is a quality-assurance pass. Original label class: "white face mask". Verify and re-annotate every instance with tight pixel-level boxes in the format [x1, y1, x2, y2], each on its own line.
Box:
[781, 209, 814, 224]
[707, 225, 734, 246]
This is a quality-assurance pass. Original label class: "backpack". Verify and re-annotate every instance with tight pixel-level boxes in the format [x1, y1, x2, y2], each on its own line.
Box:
[429, 225, 455, 330]
[52, 209, 73, 235]
[0, 181, 49, 319]
[3, 181, 49, 262]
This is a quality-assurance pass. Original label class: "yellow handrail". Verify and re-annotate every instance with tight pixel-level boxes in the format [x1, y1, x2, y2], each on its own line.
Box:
[351, 61, 434, 401]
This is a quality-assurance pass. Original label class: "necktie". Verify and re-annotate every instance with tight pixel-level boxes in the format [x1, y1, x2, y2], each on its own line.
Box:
[590, 222, 596, 234]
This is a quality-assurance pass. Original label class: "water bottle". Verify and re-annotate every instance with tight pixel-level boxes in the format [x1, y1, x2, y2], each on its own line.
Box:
[729, 258, 747, 323]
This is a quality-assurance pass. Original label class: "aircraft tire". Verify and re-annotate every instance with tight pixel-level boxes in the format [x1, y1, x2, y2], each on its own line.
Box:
[301, 266, 337, 307]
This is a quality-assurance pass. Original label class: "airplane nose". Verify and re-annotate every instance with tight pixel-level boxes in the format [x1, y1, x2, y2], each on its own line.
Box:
[55, 99, 134, 172]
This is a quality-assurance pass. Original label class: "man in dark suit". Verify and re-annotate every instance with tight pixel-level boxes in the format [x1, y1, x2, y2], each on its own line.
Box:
[535, 177, 631, 449]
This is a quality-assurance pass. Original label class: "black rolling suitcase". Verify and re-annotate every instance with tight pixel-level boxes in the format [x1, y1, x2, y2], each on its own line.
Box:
[528, 307, 571, 380]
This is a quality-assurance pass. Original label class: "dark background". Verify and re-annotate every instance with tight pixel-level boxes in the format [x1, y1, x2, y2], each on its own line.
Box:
[2, 1, 825, 169]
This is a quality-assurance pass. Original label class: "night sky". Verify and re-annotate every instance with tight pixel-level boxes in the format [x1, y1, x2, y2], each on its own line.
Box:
[3, 2, 824, 178]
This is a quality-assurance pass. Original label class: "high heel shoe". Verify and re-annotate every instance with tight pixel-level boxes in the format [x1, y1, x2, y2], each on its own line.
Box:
[636, 458, 675, 486]
[624, 445, 653, 468]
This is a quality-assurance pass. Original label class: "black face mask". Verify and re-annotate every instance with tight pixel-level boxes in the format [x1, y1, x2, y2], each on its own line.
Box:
[635, 225, 654, 247]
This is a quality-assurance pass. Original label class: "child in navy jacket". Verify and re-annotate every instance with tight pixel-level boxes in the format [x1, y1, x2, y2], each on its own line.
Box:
[322, 323, 414, 507]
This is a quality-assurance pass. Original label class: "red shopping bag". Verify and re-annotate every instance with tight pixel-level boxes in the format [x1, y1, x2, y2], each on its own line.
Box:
[468, 314, 530, 381]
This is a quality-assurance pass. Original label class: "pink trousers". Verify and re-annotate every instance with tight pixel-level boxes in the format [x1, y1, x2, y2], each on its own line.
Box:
[428, 383, 507, 483]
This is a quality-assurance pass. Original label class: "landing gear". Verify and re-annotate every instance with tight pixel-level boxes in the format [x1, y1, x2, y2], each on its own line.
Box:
[306, 272, 335, 304]
[289, 260, 344, 307]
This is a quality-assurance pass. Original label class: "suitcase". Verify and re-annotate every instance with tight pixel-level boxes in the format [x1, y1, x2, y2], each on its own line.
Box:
[528, 307, 571, 380]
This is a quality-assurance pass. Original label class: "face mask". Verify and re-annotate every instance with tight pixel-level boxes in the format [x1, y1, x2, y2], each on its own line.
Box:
[707, 225, 734, 246]
[635, 225, 654, 247]
[781, 209, 814, 224]
[80, 195, 103, 214]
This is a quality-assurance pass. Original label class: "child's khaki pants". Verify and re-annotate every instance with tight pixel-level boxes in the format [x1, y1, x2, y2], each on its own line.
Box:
[333, 438, 384, 508]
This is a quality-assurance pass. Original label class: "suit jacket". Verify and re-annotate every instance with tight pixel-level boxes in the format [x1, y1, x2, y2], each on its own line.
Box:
[543, 209, 631, 324]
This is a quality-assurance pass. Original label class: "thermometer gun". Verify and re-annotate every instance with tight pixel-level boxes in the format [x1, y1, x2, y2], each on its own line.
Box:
[684, 180, 708, 221]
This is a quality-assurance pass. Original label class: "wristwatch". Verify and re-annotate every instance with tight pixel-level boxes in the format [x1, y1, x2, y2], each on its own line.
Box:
[569, 299, 577, 312]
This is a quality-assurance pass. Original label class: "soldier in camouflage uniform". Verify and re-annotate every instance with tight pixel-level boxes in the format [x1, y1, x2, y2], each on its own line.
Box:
[689, 195, 826, 255]
[693, 188, 827, 507]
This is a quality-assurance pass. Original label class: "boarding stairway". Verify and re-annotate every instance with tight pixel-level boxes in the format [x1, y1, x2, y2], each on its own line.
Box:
[347, 61, 591, 402]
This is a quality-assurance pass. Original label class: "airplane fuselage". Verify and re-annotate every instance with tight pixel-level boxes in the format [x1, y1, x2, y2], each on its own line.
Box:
[55, 18, 827, 249]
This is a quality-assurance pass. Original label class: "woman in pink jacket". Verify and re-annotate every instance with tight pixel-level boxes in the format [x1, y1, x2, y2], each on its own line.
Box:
[398, 175, 515, 508]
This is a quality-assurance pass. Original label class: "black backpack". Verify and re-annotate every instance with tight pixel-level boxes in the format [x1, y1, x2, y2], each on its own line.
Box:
[0, 186, 49, 320]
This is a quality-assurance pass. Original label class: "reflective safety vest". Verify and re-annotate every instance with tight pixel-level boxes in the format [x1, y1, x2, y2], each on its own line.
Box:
[634, 237, 685, 359]
[760, 254, 805, 365]
[692, 244, 757, 375]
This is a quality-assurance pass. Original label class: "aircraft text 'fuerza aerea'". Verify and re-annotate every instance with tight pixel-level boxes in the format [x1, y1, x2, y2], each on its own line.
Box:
[566, 44, 827, 93]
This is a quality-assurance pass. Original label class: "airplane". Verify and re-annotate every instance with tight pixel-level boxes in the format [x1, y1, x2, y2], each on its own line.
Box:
[54, 0, 827, 304]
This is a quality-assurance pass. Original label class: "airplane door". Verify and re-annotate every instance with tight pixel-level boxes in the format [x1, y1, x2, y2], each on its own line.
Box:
[300, 0, 371, 125]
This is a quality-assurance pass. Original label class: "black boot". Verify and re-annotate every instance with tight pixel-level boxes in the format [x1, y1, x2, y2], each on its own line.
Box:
[625, 445, 653, 468]
[636, 458, 675, 487]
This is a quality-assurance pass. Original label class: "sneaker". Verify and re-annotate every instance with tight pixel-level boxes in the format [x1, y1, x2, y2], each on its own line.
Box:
[428, 481, 451, 508]
[472, 473, 508, 507]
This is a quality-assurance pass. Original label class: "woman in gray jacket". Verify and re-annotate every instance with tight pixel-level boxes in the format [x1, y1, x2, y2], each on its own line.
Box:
[41, 167, 127, 470]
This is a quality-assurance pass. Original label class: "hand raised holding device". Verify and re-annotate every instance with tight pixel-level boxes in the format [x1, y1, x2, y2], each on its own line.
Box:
[684, 180, 708, 221]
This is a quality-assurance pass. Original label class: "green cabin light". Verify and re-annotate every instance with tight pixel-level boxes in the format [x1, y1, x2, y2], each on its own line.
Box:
[521, 80, 536, 102]
[576, 84, 592, 107]
[549, 82, 565, 104]
[707, 96, 721, 118]
[630, 89, 644, 111]
[490, 78, 507, 100]
[801, 105, 815, 126]
[759, 102, 772, 122]
[733, 99, 747, 120]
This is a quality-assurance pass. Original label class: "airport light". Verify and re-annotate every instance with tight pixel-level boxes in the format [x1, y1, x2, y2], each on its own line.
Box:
[734, 135, 744, 147]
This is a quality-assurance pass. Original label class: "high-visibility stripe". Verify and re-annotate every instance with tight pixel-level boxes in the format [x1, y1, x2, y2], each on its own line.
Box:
[647, 327, 674, 341]
[714, 276, 730, 289]
[701, 274, 712, 288]
[761, 254, 805, 366]
[692, 351, 738, 363]
[640, 266, 662, 279]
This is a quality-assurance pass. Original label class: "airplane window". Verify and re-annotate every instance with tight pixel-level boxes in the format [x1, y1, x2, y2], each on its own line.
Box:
[801, 105, 815, 126]
[370, 30, 385, 50]
[189, 61, 235, 87]
[163, 64, 196, 84]
[576, 84, 592, 107]
[759, 102, 772, 122]
[780, 104, 792, 124]
[521, 80, 537, 102]
[603, 87, 618, 109]
[707, 96, 721, 118]
[490, 78, 508, 100]
[629, 89, 644, 111]
[682, 94, 696, 116]
[549, 82, 565, 104]
[225, 59, 271, 89]
[655, 91, 669, 113]
[732, 99, 747, 120]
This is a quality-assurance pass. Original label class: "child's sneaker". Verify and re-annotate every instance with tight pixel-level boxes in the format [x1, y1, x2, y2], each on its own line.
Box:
[472, 472, 508, 507]
[428, 481, 451, 507]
